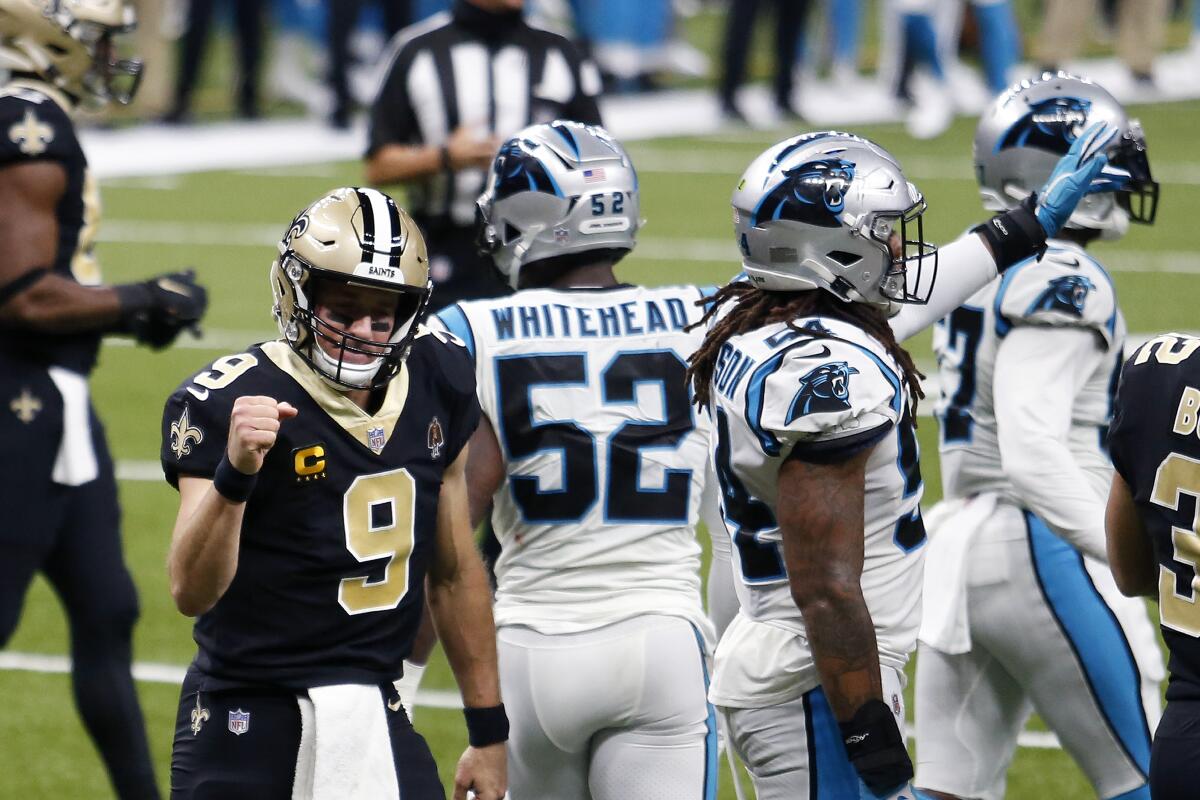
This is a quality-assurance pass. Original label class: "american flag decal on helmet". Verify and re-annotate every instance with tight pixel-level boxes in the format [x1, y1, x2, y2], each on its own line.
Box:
[583, 168, 606, 183]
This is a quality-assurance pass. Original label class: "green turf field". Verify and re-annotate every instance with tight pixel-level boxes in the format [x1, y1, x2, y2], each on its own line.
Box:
[1, 102, 1197, 797]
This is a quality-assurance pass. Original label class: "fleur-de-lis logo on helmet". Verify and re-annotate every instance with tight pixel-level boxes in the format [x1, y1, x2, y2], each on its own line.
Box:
[170, 405, 204, 460]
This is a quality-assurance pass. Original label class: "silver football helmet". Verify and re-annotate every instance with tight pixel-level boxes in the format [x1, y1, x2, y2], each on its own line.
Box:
[270, 187, 431, 391]
[0, 0, 144, 105]
[476, 120, 640, 288]
[975, 72, 1158, 239]
[733, 131, 937, 312]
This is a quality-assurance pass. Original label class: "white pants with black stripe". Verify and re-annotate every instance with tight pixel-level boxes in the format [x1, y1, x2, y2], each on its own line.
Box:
[498, 614, 717, 800]
[720, 667, 910, 800]
[915, 506, 1164, 800]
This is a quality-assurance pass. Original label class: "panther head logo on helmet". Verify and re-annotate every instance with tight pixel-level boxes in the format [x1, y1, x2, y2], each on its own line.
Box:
[998, 97, 1093, 155]
[752, 158, 856, 228]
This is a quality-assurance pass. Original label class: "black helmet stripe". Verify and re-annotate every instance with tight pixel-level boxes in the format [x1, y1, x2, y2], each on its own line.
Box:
[385, 194, 403, 268]
[355, 188, 398, 270]
[355, 188, 377, 262]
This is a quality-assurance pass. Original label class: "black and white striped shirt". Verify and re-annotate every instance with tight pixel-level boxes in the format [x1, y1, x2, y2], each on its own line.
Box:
[367, 3, 603, 232]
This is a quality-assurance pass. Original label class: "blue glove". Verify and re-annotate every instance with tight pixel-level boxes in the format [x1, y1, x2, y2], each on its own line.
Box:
[1033, 121, 1119, 238]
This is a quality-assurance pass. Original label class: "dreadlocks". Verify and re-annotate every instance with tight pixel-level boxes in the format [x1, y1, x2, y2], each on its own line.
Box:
[686, 282, 925, 415]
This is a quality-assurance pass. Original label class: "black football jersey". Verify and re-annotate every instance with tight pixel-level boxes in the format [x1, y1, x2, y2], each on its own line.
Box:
[1109, 333, 1200, 700]
[160, 331, 481, 689]
[0, 80, 102, 374]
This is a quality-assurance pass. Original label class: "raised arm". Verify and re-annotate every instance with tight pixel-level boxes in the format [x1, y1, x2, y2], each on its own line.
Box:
[167, 396, 296, 616]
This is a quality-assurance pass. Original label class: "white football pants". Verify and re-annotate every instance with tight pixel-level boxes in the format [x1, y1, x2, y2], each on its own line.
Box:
[498, 614, 717, 800]
[915, 506, 1163, 800]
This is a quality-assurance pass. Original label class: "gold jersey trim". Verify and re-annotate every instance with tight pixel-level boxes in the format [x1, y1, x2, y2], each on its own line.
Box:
[259, 340, 410, 454]
[2, 78, 76, 114]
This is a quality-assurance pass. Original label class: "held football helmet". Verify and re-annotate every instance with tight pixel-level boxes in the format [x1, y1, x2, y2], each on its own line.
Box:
[476, 120, 640, 288]
[975, 72, 1159, 238]
[270, 188, 432, 391]
[733, 131, 937, 313]
[0, 0, 143, 105]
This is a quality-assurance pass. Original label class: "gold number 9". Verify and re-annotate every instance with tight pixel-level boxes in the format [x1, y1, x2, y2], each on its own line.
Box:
[339, 468, 417, 615]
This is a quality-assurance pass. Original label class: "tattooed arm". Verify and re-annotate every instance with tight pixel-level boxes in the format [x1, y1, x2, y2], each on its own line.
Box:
[777, 447, 881, 719]
[779, 444, 915, 793]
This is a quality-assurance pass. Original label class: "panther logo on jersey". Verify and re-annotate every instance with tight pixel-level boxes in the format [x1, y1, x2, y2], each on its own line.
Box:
[786, 361, 860, 422]
[1031, 275, 1095, 317]
[752, 158, 856, 228]
[998, 96, 1091, 155]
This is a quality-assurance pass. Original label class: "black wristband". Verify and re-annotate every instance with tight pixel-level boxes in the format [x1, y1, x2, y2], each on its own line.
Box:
[212, 452, 257, 503]
[463, 704, 509, 747]
[439, 144, 452, 172]
[971, 193, 1047, 273]
[839, 699, 913, 794]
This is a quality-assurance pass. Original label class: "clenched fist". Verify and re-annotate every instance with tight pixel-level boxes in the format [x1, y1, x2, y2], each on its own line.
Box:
[227, 396, 298, 475]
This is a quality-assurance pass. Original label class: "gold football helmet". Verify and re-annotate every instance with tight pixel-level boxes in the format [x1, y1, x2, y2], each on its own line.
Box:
[0, 0, 143, 105]
[271, 187, 432, 390]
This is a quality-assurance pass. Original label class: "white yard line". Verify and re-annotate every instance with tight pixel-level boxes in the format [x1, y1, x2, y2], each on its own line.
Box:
[0, 650, 1064, 749]
[0, 651, 463, 711]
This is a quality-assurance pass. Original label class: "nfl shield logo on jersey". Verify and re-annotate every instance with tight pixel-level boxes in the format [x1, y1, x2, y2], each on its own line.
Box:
[227, 708, 250, 736]
[367, 426, 386, 454]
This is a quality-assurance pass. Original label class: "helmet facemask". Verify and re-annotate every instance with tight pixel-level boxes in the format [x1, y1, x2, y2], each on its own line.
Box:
[867, 197, 938, 307]
[278, 254, 430, 391]
[1104, 121, 1159, 225]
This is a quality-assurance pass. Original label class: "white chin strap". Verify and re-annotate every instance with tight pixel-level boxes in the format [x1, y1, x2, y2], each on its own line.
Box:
[311, 344, 384, 390]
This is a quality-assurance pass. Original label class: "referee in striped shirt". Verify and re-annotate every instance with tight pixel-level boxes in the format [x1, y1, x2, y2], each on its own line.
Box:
[366, 0, 603, 312]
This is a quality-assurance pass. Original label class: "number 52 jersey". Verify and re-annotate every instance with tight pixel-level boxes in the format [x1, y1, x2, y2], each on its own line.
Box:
[159, 332, 480, 690]
[433, 284, 716, 643]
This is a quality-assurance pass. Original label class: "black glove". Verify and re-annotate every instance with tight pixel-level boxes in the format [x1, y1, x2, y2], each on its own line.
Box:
[115, 269, 208, 349]
[839, 699, 914, 795]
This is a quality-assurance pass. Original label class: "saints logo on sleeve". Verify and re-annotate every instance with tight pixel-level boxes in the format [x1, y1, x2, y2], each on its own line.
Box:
[169, 405, 205, 459]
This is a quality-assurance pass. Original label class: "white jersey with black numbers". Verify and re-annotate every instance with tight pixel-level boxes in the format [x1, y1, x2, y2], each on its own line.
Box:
[706, 315, 925, 708]
[432, 284, 717, 644]
[933, 240, 1125, 552]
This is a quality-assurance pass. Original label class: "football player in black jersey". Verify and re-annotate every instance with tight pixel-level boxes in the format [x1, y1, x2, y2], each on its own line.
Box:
[0, 2, 206, 798]
[162, 188, 506, 799]
[1107, 333, 1200, 800]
